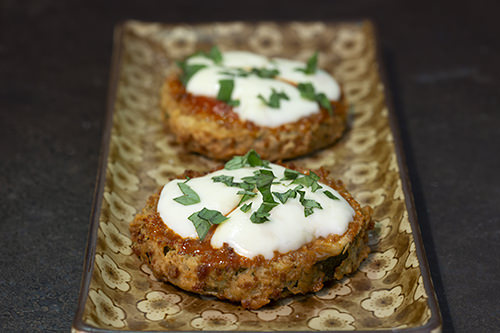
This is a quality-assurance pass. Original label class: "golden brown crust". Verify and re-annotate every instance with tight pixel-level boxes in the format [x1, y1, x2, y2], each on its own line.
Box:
[130, 166, 373, 309]
[160, 77, 349, 161]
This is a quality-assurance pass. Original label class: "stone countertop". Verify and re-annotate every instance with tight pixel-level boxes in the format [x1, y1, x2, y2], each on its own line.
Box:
[1, 0, 499, 331]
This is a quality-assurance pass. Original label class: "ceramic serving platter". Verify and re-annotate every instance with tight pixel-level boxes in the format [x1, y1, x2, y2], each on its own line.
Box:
[72, 20, 442, 332]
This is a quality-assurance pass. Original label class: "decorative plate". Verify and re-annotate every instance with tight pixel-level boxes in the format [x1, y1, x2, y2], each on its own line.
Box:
[72, 20, 442, 332]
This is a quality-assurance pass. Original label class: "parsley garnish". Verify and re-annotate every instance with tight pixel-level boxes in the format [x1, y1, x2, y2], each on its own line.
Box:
[300, 196, 323, 216]
[188, 46, 223, 64]
[297, 82, 316, 100]
[173, 182, 201, 205]
[188, 207, 228, 241]
[217, 79, 240, 106]
[285, 170, 322, 192]
[295, 52, 318, 75]
[250, 202, 277, 224]
[207, 46, 223, 64]
[281, 168, 301, 181]
[297, 82, 333, 115]
[240, 202, 252, 213]
[258, 89, 290, 108]
[251, 68, 280, 78]
[224, 150, 270, 170]
[212, 173, 256, 205]
[273, 185, 303, 204]
[218, 68, 250, 77]
[236, 189, 257, 205]
[177, 61, 207, 85]
[250, 169, 279, 223]
[177, 46, 223, 85]
[219, 67, 279, 79]
[212, 175, 236, 187]
[324, 190, 340, 200]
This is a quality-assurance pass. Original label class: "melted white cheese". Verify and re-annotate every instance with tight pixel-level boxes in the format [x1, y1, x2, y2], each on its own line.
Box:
[183, 51, 341, 127]
[157, 164, 355, 259]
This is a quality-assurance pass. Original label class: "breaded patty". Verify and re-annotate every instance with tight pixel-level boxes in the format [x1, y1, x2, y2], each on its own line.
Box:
[160, 77, 348, 161]
[129, 167, 372, 309]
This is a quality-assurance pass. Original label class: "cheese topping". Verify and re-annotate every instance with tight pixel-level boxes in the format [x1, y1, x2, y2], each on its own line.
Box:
[183, 51, 341, 127]
[157, 163, 355, 259]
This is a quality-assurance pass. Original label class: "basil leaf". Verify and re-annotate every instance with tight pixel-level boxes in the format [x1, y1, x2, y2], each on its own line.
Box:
[237, 181, 255, 191]
[292, 173, 322, 192]
[297, 83, 333, 115]
[188, 213, 211, 241]
[208, 46, 223, 64]
[240, 202, 252, 213]
[219, 68, 249, 77]
[241, 175, 257, 184]
[273, 189, 297, 204]
[173, 182, 201, 205]
[236, 189, 257, 205]
[324, 190, 340, 200]
[251, 67, 280, 78]
[226, 99, 240, 107]
[250, 169, 279, 223]
[258, 89, 290, 108]
[302, 198, 323, 217]
[281, 168, 301, 181]
[297, 82, 316, 100]
[198, 207, 228, 224]
[177, 62, 207, 85]
[217, 79, 235, 102]
[212, 175, 235, 187]
[250, 202, 278, 224]
[224, 150, 269, 170]
[188, 207, 228, 241]
[295, 52, 318, 75]
[316, 92, 333, 113]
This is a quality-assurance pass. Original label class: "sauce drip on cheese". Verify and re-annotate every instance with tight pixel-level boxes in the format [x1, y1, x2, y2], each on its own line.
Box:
[184, 51, 341, 127]
[157, 163, 354, 259]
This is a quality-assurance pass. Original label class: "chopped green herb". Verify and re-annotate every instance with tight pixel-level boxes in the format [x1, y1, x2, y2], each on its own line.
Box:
[173, 182, 201, 205]
[273, 188, 297, 204]
[301, 198, 323, 217]
[297, 82, 333, 115]
[177, 62, 207, 85]
[250, 201, 278, 224]
[297, 82, 317, 100]
[236, 189, 257, 205]
[217, 79, 235, 102]
[241, 175, 257, 184]
[296, 189, 323, 217]
[290, 171, 322, 192]
[324, 190, 340, 200]
[295, 52, 318, 75]
[188, 46, 223, 64]
[208, 46, 223, 64]
[281, 168, 301, 181]
[224, 150, 270, 170]
[188, 207, 228, 240]
[316, 93, 333, 113]
[219, 67, 279, 79]
[250, 169, 279, 223]
[251, 67, 280, 78]
[226, 99, 240, 107]
[198, 207, 227, 224]
[258, 89, 290, 108]
[212, 175, 236, 187]
[240, 202, 252, 213]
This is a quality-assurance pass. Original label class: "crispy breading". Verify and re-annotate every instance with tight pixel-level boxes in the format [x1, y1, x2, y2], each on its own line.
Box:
[160, 77, 349, 161]
[129, 167, 373, 309]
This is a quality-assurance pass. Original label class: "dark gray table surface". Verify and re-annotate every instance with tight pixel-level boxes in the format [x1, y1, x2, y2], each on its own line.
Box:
[1, 0, 499, 331]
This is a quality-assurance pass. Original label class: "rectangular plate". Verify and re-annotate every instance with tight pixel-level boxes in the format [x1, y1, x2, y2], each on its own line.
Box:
[72, 20, 441, 332]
